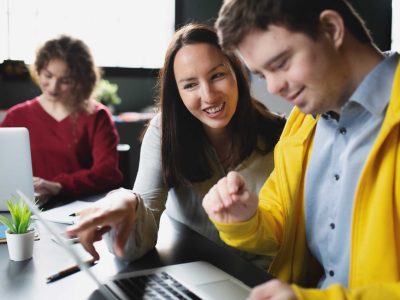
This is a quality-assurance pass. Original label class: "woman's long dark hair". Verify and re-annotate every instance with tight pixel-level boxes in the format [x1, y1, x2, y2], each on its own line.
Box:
[156, 23, 285, 188]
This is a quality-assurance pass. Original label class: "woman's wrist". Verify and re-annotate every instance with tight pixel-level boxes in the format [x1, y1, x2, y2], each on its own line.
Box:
[125, 191, 139, 213]
[106, 188, 139, 212]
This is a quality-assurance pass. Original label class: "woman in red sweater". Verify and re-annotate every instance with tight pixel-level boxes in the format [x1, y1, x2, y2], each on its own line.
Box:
[1, 35, 122, 204]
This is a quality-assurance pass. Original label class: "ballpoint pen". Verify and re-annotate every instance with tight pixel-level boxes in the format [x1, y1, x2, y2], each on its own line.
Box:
[46, 258, 96, 283]
[68, 212, 80, 217]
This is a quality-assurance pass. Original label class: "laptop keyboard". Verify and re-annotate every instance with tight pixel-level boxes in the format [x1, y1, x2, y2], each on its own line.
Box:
[112, 271, 202, 300]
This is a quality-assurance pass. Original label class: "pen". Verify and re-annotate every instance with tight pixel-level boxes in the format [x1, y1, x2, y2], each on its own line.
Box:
[68, 212, 80, 217]
[46, 258, 96, 283]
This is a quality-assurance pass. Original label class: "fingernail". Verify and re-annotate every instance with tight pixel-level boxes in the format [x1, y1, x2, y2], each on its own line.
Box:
[66, 225, 77, 231]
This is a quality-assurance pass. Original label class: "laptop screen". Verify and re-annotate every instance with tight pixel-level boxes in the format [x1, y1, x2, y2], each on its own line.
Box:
[0, 127, 35, 211]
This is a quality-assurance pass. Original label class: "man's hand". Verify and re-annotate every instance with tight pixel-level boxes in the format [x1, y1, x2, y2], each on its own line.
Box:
[66, 189, 138, 260]
[248, 279, 297, 300]
[202, 171, 259, 224]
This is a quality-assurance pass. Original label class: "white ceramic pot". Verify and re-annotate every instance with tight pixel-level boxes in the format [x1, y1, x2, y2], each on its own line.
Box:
[5, 229, 35, 261]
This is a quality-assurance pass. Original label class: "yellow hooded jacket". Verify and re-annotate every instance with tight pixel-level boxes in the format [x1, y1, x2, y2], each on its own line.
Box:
[214, 61, 400, 299]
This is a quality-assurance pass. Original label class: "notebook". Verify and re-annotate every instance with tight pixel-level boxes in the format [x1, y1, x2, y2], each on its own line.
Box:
[0, 128, 35, 211]
[18, 190, 252, 300]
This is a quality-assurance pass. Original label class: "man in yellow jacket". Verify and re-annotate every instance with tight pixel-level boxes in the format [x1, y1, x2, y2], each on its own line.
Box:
[203, 0, 400, 299]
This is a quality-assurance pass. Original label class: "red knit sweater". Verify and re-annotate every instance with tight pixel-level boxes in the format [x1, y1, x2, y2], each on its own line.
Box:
[1, 98, 123, 198]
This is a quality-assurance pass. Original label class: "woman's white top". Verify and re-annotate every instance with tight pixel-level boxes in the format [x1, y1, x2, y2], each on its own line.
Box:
[107, 114, 275, 269]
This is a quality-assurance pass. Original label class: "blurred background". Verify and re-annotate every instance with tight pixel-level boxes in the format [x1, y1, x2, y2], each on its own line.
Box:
[0, 0, 397, 183]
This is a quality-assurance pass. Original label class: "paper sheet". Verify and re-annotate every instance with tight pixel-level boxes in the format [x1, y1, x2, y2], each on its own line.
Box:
[40, 201, 94, 225]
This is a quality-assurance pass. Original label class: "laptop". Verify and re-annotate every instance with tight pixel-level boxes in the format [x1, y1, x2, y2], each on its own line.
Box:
[18, 190, 252, 300]
[0, 128, 35, 211]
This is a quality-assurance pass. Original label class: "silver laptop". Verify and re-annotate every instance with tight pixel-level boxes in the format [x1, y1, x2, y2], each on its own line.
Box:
[0, 128, 35, 211]
[18, 190, 251, 300]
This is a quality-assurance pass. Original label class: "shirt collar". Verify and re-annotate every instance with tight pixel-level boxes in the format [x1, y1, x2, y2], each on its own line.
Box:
[348, 52, 399, 116]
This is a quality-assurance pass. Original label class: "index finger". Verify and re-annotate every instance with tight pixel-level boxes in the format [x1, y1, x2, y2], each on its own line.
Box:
[66, 209, 114, 235]
[226, 171, 245, 195]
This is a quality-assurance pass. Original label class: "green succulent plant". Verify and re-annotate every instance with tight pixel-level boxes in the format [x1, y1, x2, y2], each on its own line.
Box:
[0, 198, 33, 234]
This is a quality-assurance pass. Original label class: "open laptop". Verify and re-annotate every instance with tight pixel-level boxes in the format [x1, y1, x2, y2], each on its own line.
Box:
[0, 128, 35, 211]
[18, 190, 252, 300]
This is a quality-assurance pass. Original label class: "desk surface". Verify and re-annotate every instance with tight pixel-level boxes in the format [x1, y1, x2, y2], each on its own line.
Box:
[0, 202, 272, 300]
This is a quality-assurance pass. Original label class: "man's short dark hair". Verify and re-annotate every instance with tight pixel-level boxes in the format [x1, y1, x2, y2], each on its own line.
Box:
[216, 0, 373, 51]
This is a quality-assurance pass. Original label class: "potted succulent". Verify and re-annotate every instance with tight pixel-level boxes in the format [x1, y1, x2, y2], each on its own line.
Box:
[0, 198, 35, 261]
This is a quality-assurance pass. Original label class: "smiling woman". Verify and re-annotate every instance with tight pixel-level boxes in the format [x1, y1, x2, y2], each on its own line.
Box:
[0, 0, 175, 68]
[173, 43, 239, 142]
[64, 23, 286, 272]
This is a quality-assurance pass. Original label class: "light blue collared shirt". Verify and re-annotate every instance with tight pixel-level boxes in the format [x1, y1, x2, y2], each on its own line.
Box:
[305, 52, 399, 288]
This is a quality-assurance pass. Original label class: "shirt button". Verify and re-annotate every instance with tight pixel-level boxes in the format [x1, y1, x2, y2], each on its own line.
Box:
[329, 270, 335, 277]
[330, 223, 335, 229]
[334, 174, 340, 181]
[339, 127, 347, 135]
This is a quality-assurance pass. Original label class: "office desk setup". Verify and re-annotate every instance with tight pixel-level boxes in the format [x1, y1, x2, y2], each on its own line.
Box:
[0, 197, 272, 300]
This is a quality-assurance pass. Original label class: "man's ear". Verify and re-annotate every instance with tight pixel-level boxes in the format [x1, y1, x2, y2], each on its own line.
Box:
[319, 10, 345, 49]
